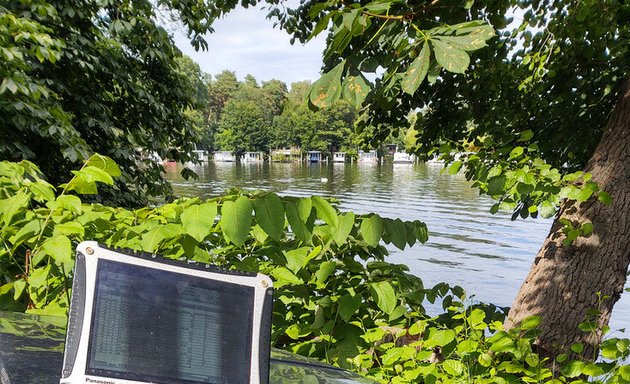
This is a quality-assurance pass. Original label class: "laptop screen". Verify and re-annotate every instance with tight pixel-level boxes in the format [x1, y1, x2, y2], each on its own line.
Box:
[86, 259, 254, 384]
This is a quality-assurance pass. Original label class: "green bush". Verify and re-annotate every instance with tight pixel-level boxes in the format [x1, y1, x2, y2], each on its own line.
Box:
[0, 156, 627, 383]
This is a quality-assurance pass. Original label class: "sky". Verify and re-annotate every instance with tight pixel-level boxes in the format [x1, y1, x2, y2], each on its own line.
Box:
[173, 6, 327, 86]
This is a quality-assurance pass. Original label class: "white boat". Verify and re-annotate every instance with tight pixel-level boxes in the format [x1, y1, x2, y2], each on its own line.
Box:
[393, 152, 416, 164]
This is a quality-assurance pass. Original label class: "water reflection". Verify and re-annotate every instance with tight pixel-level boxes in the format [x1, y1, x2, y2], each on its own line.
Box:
[166, 162, 628, 331]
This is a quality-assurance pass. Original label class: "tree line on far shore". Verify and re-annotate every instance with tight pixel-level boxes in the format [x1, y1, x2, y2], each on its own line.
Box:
[179, 57, 417, 157]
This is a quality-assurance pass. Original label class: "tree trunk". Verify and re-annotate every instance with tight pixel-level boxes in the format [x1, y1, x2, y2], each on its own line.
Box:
[506, 78, 630, 358]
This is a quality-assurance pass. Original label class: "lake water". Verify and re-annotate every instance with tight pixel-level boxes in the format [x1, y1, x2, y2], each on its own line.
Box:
[164, 161, 628, 332]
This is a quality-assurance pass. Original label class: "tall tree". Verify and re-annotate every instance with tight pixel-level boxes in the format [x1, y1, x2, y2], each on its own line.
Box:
[207, 0, 629, 357]
[0, 0, 218, 202]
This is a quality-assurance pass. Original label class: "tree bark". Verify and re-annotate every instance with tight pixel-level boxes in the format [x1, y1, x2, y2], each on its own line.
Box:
[506, 78, 630, 358]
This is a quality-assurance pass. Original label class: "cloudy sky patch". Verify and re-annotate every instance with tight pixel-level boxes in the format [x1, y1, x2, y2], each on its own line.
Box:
[174, 6, 327, 85]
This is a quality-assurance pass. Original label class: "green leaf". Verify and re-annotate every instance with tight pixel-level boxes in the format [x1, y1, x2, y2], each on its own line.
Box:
[342, 75, 370, 109]
[28, 265, 51, 289]
[401, 43, 430, 95]
[53, 221, 85, 237]
[298, 198, 313, 222]
[309, 60, 345, 109]
[333, 212, 355, 245]
[337, 293, 362, 322]
[448, 160, 463, 175]
[312, 196, 339, 227]
[11, 219, 42, 250]
[28, 181, 55, 202]
[0, 190, 30, 226]
[66, 166, 114, 194]
[570, 342, 584, 354]
[598, 191, 612, 205]
[85, 154, 121, 177]
[431, 39, 470, 74]
[509, 146, 524, 159]
[12, 280, 26, 301]
[426, 329, 456, 347]
[519, 315, 541, 330]
[271, 267, 303, 286]
[141, 224, 184, 252]
[385, 218, 407, 250]
[478, 353, 492, 367]
[51, 195, 82, 215]
[434, 33, 488, 51]
[561, 360, 585, 378]
[519, 130, 534, 141]
[41, 235, 72, 266]
[370, 281, 397, 314]
[253, 193, 285, 241]
[315, 261, 337, 286]
[360, 215, 383, 247]
[286, 203, 312, 243]
[442, 360, 465, 376]
[539, 201, 557, 218]
[284, 247, 309, 273]
[220, 197, 252, 246]
[181, 202, 217, 242]
[487, 175, 507, 196]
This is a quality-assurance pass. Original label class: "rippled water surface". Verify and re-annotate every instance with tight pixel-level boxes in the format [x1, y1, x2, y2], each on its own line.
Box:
[165, 161, 629, 331]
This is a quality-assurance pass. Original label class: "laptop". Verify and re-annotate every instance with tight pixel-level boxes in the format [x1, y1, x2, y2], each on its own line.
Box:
[60, 241, 273, 384]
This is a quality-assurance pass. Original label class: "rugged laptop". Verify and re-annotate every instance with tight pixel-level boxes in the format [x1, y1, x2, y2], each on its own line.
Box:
[60, 241, 273, 384]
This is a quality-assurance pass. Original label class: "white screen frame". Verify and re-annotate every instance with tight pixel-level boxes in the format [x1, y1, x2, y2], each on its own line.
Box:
[60, 241, 273, 384]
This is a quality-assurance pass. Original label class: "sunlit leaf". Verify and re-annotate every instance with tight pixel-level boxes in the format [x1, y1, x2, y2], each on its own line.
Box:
[220, 196, 252, 246]
[401, 43, 430, 95]
[181, 202, 217, 242]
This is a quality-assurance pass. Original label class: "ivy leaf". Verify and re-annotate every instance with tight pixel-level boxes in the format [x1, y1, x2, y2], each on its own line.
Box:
[309, 60, 345, 109]
[181, 202, 217, 242]
[253, 193, 285, 241]
[431, 39, 470, 74]
[370, 281, 397, 314]
[401, 43, 430, 95]
[360, 215, 383, 247]
[220, 196, 252, 246]
[342, 74, 370, 109]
